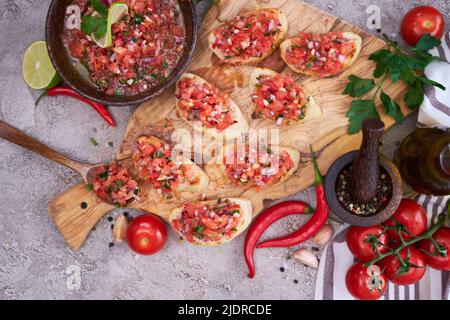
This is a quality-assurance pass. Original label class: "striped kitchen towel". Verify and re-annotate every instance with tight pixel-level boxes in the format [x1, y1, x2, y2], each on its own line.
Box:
[314, 195, 450, 300]
[418, 32, 450, 127]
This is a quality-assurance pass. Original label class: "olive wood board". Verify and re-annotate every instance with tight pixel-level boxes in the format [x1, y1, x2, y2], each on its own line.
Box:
[48, 0, 412, 250]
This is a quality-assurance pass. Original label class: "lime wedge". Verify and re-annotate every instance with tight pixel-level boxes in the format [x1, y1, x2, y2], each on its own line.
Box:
[22, 41, 60, 89]
[92, 2, 129, 48]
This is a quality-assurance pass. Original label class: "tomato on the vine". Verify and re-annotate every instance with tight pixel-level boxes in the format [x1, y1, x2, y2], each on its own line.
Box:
[345, 262, 387, 300]
[419, 227, 450, 271]
[126, 214, 167, 255]
[346, 226, 389, 262]
[384, 199, 427, 241]
[379, 246, 426, 285]
[401, 6, 444, 46]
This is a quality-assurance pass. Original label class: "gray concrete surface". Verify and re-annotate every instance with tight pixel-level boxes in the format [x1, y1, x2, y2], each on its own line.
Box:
[0, 0, 449, 300]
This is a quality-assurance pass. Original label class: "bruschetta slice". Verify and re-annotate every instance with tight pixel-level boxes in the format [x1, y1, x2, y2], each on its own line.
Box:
[280, 32, 362, 78]
[132, 135, 209, 195]
[169, 198, 252, 246]
[175, 73, 248, 140]
[208, 8, 288, 65]
[206, 143, 300, 188]
[249, 68, 322, 125]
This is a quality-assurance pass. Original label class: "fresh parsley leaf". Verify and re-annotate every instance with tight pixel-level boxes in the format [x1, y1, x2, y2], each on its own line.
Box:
[85, 183, 94, 191]
[380, 91, 404, 123]
[413, 34, 441, 52]
[94, 22, 107, 38]
[369, 49, 391, 78]
[343, 75, 375, 97]
[346, 100, 380, 134]
[404, 81, 424, 110]
[90, 0, 107, 17]
[227, 210, 240, 216]
[155, 150, 164, 158]
[417, 76, 446, 91]
[81, 16, 106, 35]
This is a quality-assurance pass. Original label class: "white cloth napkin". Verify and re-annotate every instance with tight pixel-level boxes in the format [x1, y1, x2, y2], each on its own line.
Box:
[314, 195, 450, 300]
[418, 32, 450, 127]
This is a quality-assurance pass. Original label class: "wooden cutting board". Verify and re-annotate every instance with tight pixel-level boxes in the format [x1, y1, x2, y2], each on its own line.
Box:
[48, 0, 412, 250]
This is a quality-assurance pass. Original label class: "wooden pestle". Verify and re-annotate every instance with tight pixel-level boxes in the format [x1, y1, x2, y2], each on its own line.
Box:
[348, 119, 385, 203]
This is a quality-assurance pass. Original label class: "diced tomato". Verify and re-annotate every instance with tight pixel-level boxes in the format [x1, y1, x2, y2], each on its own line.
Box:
[285, 32, 357, 77]
[176, 77, 236, 132]
[132, 136, 195, 194]
[225, 144, 293, 188]
[212, 10, 282, 61]
[252, 73, 307, 121]
[171, 199, 242, 243]
[92, 162, 138, 206]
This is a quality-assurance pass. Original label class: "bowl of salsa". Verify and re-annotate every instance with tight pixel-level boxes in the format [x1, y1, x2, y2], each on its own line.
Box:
[46, 0, 209, 106]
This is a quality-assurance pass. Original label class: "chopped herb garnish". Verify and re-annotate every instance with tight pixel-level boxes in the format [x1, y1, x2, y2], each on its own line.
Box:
[267, 147, 272, 154]
[115, 203, 121, 209]
[155, 150, 164, 158]
[231, 228, 238, 232]
[97, 171, 110, 180]
[162, 61, 169, 68]
[108, 141, 114, 147]
[90, 137, 98, 146]
[115, 180, 125, 187]
[134, 188, 140, 195]
[135, 14, 143, 25]
[85, 183, 93, 191]
[228, 210, 240, 216]
[194, 225, 205, 235]
[217, 197, 222, 204]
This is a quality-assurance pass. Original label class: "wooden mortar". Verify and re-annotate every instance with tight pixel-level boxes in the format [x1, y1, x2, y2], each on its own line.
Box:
[324, 119, 403, 226]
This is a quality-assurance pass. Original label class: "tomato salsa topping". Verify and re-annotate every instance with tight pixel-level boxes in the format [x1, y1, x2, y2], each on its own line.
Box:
[225, 145, 294, 187]
[63, 0, 186, 96]
[176, 77, 236, 131]
[252, 73, 308, 122]
[212, 10, 283, 61]
[91, 162, 139, 206]
[285, 32, 357, 77]
[132, 137, 197, 194]
[171, 199, 242, 243]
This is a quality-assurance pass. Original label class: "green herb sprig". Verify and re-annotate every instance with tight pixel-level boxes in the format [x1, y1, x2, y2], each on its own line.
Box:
[344, 34, 445, 134]
[81, 0, 108, 38]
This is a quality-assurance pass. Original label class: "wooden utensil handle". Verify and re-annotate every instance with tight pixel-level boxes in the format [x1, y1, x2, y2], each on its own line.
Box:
[0, 121, 90, 177]
[348, 119, 385, 203]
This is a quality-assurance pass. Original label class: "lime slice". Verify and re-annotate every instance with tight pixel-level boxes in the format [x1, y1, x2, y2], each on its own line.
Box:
[92, 2, 129, 48]
[22, 41, 60, 89]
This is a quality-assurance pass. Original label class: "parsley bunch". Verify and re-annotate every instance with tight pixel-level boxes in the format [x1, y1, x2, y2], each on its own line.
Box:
[344, 34, 445, 134]
[80, 0, 108, 38]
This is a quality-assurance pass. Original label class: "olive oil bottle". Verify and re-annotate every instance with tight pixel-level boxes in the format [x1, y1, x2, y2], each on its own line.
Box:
[394, 127, 450, 196]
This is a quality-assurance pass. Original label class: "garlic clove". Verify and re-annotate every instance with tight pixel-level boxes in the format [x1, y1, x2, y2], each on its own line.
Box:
[113, 214, 128, 243]
[293, 249, 319, 269]
[312, 224, 334, 246]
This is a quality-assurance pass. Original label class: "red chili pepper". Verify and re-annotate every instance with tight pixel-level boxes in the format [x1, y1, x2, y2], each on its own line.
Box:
[256, 146, 330, 249]
[36, 87, 115, 127]
[244, 201, 313, 279]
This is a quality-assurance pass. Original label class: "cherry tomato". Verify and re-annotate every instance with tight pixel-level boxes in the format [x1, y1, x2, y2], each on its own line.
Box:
[379, 246, 426, 285]
[126, 214, 167, 255]
[419, 227, 450, 271]
[346, 226, 389, 262]
[345, 262, 387, 300]
[401, 6, 444, 46]
[384, 199, 427, 241]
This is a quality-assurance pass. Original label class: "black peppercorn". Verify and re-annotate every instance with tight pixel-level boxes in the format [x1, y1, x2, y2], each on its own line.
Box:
[80, 202, 88, 209]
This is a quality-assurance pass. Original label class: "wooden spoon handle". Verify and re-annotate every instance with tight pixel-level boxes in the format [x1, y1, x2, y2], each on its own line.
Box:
[0, 121, 90, 177]
[48, 183, 113, 250]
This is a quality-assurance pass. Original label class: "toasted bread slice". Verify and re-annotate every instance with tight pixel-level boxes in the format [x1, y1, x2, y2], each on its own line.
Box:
[249, 68, 323, 125]
[175, 73, 248, 140]
[280, 32, 362, 77]
[205, 144, 300, 187]
[169, 198, 252, 246]
[208, 8, 288, 65]
[133, 135, 209, 194]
